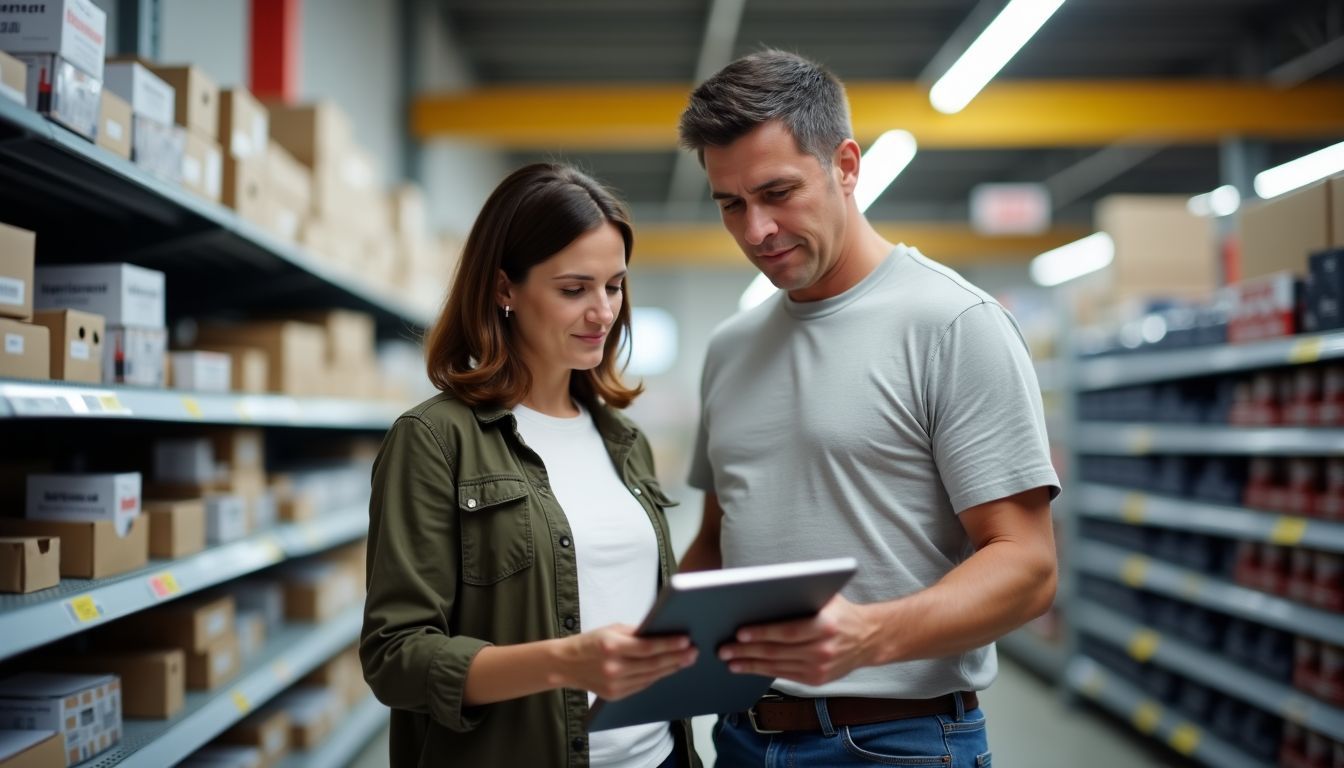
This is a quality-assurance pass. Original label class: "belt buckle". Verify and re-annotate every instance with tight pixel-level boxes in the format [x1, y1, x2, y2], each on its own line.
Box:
[746, 693, 785, 735]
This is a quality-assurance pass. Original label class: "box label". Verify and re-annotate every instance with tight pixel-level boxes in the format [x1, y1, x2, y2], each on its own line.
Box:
[4, 333, 21, 355]
[104, 117, 123, 141]
[0, 276, 23, 307]
[183, 155, 202, 185]
[69, 340, 89, 360]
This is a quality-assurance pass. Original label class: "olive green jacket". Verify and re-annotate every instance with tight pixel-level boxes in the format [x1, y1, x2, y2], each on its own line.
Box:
[361, 392, 701, 767]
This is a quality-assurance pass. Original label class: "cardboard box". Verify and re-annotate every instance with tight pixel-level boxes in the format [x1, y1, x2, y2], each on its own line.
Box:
[390, 184, 427, 238]
[0, 537, 58, 594]
[0, 0, 106, 79]
[0, 517, 147, 579]
[0, 222, 33, 321]
[302, 647, 362, 708]
[181, 132, 222, 204]
[186, 633, 240, 690]
[1095, 195, 1218, 303]
[169, 351, 230, 393]
[264, 141, 311, 241]
[31, 309, 102, 383]
[219, 88, 268, 160]
[191, 345, 267, 394]
[265, 102, 350, 170]
[149, 594, 235, 653]
[293, 310, 374, 369]
[218, 709, 290, 768]
[282, 562, 358, 622]
[0, 50, 25, 105]
[102, 61, 173, 126]
[14, 54, 99, 140]
[196, 322, 325, 396]
[34, 263, 165, 328]
[147, 65, 217, 139]
[26, 473, 140, 536]
[211, 429, 264, 473]
[103, 325, 167, 387]
[153, 438, 216, 486]
[205, 494, 248, 544]
[1240, 182, 1333, 280]
[143, 498, 206, 559]
[95, 90, 131, 159]
[0, 319, 47, 380]
[131, 115, 185, 184]
[273, 688, 339, 750]
[0, 731, 63, 768]
[236, 610, 266, 661]
[179, 745, 263, 768]
[222, 156, 267, 226]
[47, 650, 183, 719]
[0, 673, 120, 767]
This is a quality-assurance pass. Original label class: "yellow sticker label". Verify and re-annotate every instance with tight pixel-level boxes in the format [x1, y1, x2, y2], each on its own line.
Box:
[182, 397, 203, 418]
[1169, 724, 1201, 755]
[1120, 556, 1149, 587]
[1127, 629, 1161, 662]
[261, 537, 285, 561]
[1132, 701, 1162, 734]
[1121, 493, 1147, 524]
[97, 395, 123, 412]
[273, 660, 292, 683]
[1129, 428, 1153, 455]
[66, 596, 102, 624]
[1180, 574, 1205, 600]
[1288, 337, 1324, 365]
[1270, 517, 1308, 546]
[232, 691, 251, 714]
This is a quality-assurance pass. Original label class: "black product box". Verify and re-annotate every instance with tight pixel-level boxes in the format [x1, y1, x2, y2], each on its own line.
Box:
[1310, 249, 1344, 331]
[16, 54, 100, 140]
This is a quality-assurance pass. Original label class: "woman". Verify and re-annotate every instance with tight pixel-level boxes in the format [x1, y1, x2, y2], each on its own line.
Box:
[361, 163, 700, 768]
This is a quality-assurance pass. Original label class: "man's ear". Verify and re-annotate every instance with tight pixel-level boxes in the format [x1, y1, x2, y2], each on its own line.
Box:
[834, 138, 862, 194]
[495, 269, 514, 310]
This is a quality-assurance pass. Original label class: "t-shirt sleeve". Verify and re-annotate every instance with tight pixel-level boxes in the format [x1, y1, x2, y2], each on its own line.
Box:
[926, 302, 1061, 513]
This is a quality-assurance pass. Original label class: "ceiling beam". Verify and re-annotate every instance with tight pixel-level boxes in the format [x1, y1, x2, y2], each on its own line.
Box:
[413, 80, 1344, 150]
[632, 224, 1090, 268]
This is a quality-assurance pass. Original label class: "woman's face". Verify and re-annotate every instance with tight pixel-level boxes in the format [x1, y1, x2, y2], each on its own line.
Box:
[502, 222, 628, 381]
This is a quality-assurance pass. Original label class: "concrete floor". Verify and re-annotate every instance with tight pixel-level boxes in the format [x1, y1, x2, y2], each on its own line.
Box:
[347, 656, 1189, 767]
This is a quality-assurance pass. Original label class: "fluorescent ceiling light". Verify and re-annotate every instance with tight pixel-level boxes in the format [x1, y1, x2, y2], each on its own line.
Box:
[854, 129, 918, 213]
[1029, 232, 1114, 287]
[930, 0, 1068, 115]
[1186, 185, 1241, 218]
[1253, 139, 1344, 199]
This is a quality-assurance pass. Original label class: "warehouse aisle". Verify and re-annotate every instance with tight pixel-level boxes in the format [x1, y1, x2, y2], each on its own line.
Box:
[348, 656, 1186, 766]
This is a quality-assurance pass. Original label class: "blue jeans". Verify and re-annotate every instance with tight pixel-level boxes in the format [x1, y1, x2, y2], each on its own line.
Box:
[712, 694, 991, 767]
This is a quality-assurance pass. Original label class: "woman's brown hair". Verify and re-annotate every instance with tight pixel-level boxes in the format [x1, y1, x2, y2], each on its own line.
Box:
[424, 163, 644, 409]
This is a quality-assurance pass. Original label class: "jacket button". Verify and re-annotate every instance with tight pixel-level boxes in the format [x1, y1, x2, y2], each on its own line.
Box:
[466, 499, 478, 509]
[571, 736, 585, 752]
[559, 536, 571, 548]
[564, 616, 577, 630]
[632, 487, 642, 496]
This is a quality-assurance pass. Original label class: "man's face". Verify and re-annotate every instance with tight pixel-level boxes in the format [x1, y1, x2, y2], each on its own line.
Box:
[704, 121, 849, 298]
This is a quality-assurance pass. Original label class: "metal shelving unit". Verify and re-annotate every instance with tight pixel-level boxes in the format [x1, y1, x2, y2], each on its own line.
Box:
[1076, 539, 1344, 646]
[0, 510, 367, 661]
[1076, 332, 1344, 392]
[0, 380, 404, 428]
[998, 628, 1066, 681]
[1075, 423, 1344, 457]
[1066, 654, 1270, 768]
[76, 607, 363, 768]
[1075, 483, 1344, 553]
[276, 695, 389, 768]
[1076, 601, 1344, 742]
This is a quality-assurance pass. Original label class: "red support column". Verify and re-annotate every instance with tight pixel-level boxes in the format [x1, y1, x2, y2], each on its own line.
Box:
[249, 0, 302, 103]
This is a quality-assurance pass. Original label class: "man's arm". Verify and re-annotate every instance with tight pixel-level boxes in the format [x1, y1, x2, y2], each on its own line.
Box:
[677, 492, 724, 573]
[718, 486, 1055, 686]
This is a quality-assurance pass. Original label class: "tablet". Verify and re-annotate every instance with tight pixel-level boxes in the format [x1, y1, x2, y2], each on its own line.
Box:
[585, 557, 857, 732]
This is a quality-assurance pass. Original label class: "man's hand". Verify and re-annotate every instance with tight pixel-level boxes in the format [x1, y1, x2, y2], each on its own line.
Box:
[717, 595, 879, 686]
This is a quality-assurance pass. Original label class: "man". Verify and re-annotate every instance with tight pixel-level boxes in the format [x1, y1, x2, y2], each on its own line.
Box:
[677, 50, 1060, 766]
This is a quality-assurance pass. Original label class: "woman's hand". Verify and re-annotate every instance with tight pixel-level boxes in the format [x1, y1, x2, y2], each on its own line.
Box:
[556, 625, 698, 700]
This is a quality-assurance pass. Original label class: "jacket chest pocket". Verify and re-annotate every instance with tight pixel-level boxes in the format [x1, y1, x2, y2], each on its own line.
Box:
[457, 476, 534, 585]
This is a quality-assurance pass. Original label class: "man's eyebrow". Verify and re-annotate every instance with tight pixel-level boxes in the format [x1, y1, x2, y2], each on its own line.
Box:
[710, 176, 802, 201]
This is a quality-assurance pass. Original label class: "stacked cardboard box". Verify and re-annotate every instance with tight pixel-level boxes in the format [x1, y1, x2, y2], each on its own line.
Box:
[104, 60, 182, 183]
[0, 0, 106, 140]
[147, 64, 223, 204]
[34, 262, 167, 387]
[195, 321, 325, 397]
[0, 50, 27, 105]
[218, 88, 270, 229]
[0, 222, 48, 381]
[0, 537, 59, 594]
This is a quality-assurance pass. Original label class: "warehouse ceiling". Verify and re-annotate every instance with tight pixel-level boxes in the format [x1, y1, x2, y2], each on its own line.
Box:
[433, 0, 1344, 230]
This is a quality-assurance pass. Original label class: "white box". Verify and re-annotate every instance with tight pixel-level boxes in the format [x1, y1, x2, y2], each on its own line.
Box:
[16, 53, 100, 139]
[233, 578, 284, 633]
[0, 672, 121, 767]
[26, 473, 141, 537]
[34, 263, 165, 328]
[179, 745, 263, 768]
[170, 351, 231, 393]
[0, 0, 106, 80]
[103, 325, 166, 387]
[153, 438, 216, 485]
[205, 494, 247, 545]
[132, 115, 185, 183]
[102, 61, 173, 126]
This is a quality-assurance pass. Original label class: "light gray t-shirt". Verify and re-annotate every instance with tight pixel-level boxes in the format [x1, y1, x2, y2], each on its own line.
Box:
[687, 245, 1060, 699]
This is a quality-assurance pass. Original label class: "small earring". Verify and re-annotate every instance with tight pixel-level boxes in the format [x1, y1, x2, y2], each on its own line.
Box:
[504, 305, 511, 318]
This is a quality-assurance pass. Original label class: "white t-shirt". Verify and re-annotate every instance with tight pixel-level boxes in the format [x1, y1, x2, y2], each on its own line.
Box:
[512, 403, 673, 768]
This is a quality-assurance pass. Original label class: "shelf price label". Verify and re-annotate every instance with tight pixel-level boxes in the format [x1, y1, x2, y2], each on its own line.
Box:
[235, 401, 252, 422]
[1079, 667, 1105, 698]
[1168, 724, 1201, 756]
[273, 660, 293, 683]
[148, 572, 181, 600]
[232, 691, 251, 715]
[1127, 428, 1154, 455]
[1288, 337, 1324, 365]
[1121, 493, 1147, 524]
[1179, 574, 1205, 600]
[1127, 629, 1161, 662]
[182, 397, 204, 419]
[1282, 695, 1312, 725]
[1120, 556, 1149, 588]
[1270, 517, 1308, 546]
[65, 595, 103, 625]
[1132, 701, 1162, 734]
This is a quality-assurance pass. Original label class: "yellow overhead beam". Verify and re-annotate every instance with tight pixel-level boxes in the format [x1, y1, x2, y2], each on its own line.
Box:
[413, 80, 1344, 150]
[632, 224, 1090, 268]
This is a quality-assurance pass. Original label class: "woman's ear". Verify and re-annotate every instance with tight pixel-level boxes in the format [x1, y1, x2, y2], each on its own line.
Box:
[495, 269, 514, 312]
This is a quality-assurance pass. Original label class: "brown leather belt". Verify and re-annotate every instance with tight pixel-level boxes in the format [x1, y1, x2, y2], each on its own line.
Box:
[746, 691, 979, 734]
